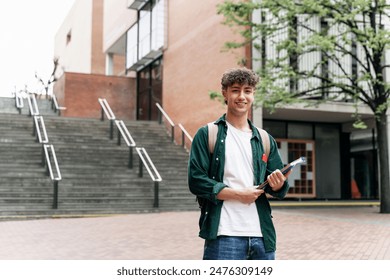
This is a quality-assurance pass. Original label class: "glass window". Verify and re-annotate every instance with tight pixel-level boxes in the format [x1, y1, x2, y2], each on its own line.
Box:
[151, 0, 164, 50]
[288, 123, 313, 139]
[126, 24, 138, 69]
[139, 8, 151, 59]
[263, 120, 287, 139]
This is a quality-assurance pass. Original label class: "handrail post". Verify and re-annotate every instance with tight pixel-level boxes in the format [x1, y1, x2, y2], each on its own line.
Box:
[155, 103, 175, 143]
[15, 94, 23, 114]
[110, 119, 114, 140]
[129, 146, 133, 169]
[154, 181, 159, 208]
[41, 144, 45, 167]
[101, 107, 105, 121]
[135, 147, 162, 208]
[117, 128, 121, 146]
[115, 120, 136, 169]
[43, 144, 62, 209]
[53, 180, 59, 209]
[178, 123, 193, 151]
[32, 118, 36, 137]
[98, 98, 116, 139]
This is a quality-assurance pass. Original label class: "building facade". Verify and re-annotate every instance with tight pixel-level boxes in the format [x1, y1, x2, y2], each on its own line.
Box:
[54, 0, 389, 201]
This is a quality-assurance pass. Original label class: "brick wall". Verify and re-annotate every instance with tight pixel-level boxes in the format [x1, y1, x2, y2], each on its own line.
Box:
[163, 0, 247, 140]
[53, 72, 136, 120]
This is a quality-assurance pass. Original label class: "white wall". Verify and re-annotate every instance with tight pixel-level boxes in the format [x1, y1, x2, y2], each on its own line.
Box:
[54, 0, 93, 75]
[103, 0, 136, 53]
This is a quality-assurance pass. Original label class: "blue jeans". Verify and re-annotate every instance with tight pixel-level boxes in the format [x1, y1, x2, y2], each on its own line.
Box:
[203, 236, 275, 260]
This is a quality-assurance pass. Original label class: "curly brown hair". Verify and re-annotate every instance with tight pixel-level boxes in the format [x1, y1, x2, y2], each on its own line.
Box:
[221, 67, 259, 91]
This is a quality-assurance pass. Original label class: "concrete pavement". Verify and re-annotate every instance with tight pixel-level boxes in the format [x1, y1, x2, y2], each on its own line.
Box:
[0, 206, 389, 260]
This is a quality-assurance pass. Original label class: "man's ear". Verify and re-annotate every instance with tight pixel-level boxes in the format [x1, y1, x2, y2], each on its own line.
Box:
[222, 90, 228, 104]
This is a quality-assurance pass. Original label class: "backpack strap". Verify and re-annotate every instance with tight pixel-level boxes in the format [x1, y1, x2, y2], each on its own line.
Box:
[207, 122, 218, 154]
[207, 122, 270, 158]
[258, 128, 270, 158]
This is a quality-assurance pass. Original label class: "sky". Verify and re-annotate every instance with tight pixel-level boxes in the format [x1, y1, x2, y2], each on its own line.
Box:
[0, 0, 75, 97]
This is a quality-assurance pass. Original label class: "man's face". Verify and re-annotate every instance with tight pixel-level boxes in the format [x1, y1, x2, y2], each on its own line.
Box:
[222, 83, 254, 116]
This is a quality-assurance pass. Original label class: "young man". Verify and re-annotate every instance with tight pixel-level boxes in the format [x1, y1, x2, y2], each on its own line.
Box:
[188, 67, 290, 260]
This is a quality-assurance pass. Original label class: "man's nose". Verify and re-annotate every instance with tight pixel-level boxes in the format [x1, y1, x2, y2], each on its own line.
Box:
[238, 90, 246, 98]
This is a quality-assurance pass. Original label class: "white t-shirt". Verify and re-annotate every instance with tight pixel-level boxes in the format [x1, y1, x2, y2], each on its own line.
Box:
[217, 122, 262, 237]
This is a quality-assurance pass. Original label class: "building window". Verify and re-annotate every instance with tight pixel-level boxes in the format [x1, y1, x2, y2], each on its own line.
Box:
[126, 24, 138, 69]
[126, 0, 165, 71]
[139, 4, 151, 59]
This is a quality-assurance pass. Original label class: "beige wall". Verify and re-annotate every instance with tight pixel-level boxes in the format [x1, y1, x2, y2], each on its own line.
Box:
[54, 0, 94, 75]
[103, 0, 137, 53]
[163, 0, 247, 137]
[103, 0, 137, 76]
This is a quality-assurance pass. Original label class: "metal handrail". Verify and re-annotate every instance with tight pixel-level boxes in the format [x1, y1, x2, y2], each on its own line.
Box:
[15, 94, 24, 114]
[98, 98, 116, 139]
[51, 95, 67, 116]
[33, 116, 49, 144]
[178, 123, 193, 150]
[43, 144, 62, 181]
[135, 147, 162, 207]
[115, 120, 136, 168]
[156, 103, 175, 143]
[98, 98, 116, 120]
[43, 144, 62, 209]
[27, 94, 40, 116]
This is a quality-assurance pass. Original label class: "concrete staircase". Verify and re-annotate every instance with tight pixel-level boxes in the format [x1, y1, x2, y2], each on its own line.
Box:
[0, 97, 197, 217]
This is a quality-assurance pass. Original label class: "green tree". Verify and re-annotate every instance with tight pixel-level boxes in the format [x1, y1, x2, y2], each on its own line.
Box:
[217, 0, 390, 213]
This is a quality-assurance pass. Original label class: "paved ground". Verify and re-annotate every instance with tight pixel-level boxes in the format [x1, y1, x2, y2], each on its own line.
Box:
[0, 206, 389, 260]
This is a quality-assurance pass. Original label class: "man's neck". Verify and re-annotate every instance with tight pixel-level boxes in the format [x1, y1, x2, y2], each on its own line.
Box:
[225, 113, 250, 131]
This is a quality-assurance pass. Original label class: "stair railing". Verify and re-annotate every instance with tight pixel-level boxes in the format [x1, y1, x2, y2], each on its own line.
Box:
[51, 95, 67, 116]
[98, 98, 116, 139]
[43, 144, 62, 209]
[135, 147, 162, 208]
[27, 94, 40, 116]
[31, 115, 62, 209]
[115, 120, 136, 168]
[33, 115, 49, 165]
[178, 123, 193, 151]
[15, 93, 24, 114]
[156, 103, 175, 143]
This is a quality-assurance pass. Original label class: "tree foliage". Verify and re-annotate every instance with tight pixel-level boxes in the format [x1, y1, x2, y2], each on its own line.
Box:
[216, 0, 390, 120]
[216, 0, 390, 212]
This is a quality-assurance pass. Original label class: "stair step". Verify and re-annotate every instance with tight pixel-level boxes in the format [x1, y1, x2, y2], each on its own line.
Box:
[0, 102, 194, 217]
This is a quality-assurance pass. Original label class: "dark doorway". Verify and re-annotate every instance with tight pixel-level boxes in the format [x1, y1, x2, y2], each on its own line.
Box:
[137, 58, 163, 120]
[350, 151, 378, 199]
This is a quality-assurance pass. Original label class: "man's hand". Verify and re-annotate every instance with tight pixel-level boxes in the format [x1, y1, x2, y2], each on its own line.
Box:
[267, 169, 291, 191]
[217, 187, 264, 204]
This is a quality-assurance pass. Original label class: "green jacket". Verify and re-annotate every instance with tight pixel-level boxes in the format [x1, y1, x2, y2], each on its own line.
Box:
[188, 114, 289, 252]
